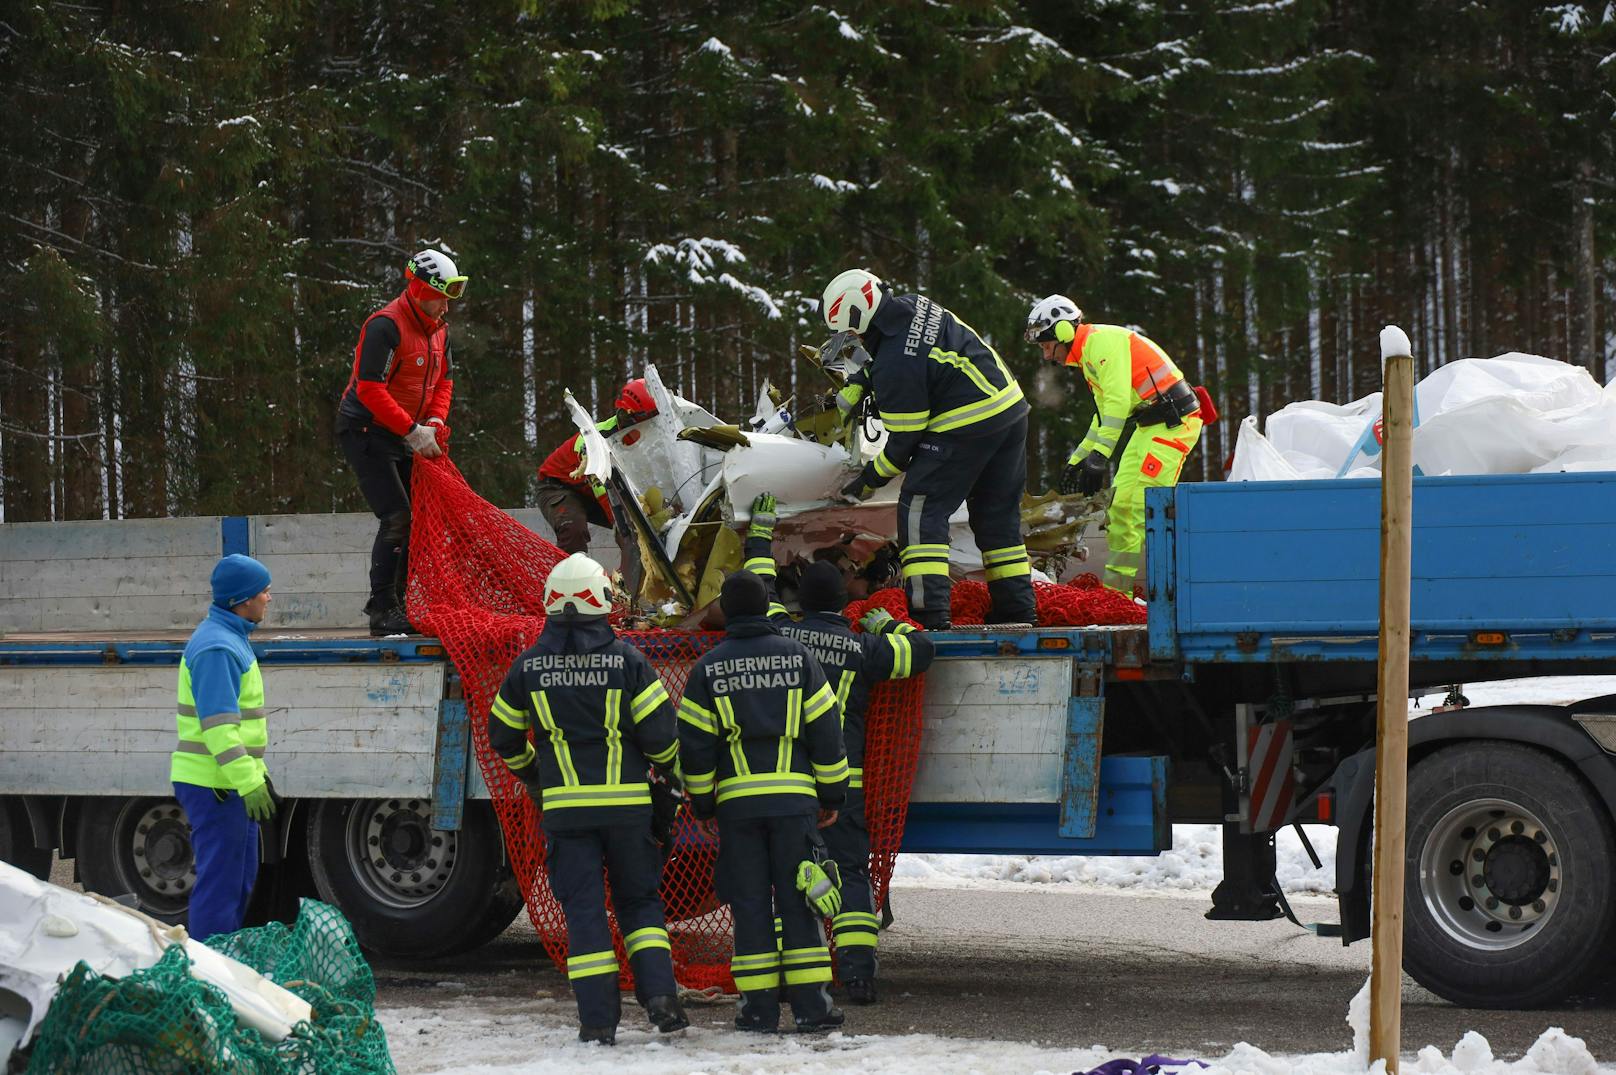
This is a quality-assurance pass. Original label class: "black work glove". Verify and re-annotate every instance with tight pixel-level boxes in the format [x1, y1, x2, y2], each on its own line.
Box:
[1062, 450, 1111, 497]
[841, 472, 876, 503]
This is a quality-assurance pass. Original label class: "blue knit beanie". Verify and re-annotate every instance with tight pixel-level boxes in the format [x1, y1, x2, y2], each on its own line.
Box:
[211, 554, 272, 609]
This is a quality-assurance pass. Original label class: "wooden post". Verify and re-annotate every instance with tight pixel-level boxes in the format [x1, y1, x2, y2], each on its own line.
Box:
[1370, 326, 1415, 1073]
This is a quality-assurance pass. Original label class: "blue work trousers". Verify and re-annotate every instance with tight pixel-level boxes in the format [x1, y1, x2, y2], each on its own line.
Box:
[173, 782, 260, 941]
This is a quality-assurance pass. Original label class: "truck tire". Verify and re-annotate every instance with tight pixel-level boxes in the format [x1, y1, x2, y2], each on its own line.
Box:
[307, 797, 514, 959]
[1404, 742, 1616, 1008]
[75, 796, 195, 923]
[1, 799, 51, 879]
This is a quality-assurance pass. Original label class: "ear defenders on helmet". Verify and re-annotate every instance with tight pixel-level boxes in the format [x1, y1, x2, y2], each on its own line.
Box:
[1054, 319, 1075, 344]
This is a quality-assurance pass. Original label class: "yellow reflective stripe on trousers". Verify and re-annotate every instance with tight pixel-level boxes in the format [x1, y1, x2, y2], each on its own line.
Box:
[624, 926, 671, 957]
[716, 696, 749, 777]
[744, 556, 776, 577]
[541, 783, 654, 810]
[604, 687, 623, 785]
[715, 772, 816, 803]
[532, 691, 580, 786]
[832, 911, 880, 947]
[780, 946, 833, 985]
[731, 950, 780, 990]
[567, 949, 620, 979]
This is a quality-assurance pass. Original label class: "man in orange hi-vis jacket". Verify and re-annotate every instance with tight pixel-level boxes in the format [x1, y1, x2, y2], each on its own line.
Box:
[1026, 295, 1213, 595]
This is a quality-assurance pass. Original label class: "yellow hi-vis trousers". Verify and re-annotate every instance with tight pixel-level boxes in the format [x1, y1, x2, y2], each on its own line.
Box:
[1104, 415, 1202, 594]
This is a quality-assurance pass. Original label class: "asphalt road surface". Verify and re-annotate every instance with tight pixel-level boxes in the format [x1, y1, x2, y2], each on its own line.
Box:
[369, 883, 1616, 1060]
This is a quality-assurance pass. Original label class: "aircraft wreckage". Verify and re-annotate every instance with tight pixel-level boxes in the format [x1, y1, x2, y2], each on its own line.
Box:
[563, 335, 1107, 625]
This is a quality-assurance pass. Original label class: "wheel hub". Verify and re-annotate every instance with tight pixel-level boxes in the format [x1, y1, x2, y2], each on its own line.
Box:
[350, 799, 456, 908]
[131, 802, 194, 897]
[1420, 797, 1560, 950]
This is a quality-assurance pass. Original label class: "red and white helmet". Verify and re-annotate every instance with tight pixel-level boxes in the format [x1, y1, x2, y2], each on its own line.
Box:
[543, 553, 612, 617]
[821, 269, 884, 333]
[615, 378, 658, 421]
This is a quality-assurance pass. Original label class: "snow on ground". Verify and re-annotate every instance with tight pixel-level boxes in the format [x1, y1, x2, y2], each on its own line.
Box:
[896, 676, 1616, 898]
[379, 676, 1616, 1073]
[381, 990, 1612, 1075]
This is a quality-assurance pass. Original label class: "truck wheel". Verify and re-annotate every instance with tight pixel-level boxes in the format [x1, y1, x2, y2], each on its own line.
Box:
[1404, 742, 1616, 1008]
[307, 797, 512, 959]
[75, 797, 195, 922]
[0, 799, 51, 879]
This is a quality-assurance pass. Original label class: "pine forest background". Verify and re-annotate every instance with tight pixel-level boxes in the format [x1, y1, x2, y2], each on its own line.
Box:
[5, 0, 1615, 522]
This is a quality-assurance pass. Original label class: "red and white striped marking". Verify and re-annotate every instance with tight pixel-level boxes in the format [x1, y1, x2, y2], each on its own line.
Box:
[1245, 720, 1295, 834]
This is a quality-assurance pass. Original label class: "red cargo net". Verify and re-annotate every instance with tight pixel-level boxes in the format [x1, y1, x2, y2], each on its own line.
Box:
[406, 455, 925, 991]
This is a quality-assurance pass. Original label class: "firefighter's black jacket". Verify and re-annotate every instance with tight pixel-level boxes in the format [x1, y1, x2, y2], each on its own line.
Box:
[849, 291, 1029, 490]
[677, 615, 848, 821]
[490, 615, 678, 831]
[775, 610, 934, 787]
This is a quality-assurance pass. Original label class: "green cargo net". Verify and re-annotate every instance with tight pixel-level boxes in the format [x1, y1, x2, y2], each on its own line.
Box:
[23, 900, 394, 1075]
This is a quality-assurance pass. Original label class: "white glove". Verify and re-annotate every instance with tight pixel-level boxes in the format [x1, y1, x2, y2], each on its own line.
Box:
[404, 423, 441, 457]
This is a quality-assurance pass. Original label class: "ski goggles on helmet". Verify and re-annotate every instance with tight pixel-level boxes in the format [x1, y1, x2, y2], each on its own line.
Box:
[406, 257, 469, 300]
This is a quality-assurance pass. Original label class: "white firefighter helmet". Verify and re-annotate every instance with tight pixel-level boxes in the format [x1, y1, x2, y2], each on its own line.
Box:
[1025, 294, 1083, 343]
[543, 553, 612, 617]
[821, 268, 885, 333]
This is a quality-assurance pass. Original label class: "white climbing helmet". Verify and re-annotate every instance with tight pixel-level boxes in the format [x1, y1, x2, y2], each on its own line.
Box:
[821, 269, 885, 333]
[1025, 294, 1083, 343]
[406, 249, 468, 299]
[543, 553, 612, 617]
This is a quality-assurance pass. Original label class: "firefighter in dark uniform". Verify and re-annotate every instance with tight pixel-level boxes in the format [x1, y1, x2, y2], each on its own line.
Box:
[677, 570, 850, 1033]
[489, 552, 689, 1045]
[742, 493, 935, 1003]
[822, 268, 1037, 629]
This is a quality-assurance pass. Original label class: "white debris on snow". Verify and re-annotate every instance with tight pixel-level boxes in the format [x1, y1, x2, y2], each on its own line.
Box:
[379, 996, 1611, 1075]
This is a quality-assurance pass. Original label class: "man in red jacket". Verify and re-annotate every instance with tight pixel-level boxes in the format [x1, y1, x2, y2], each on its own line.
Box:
[337, 249, 466, 636]
[535, 379, 658, 554]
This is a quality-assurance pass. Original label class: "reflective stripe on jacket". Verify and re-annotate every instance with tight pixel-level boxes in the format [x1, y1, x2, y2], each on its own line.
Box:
[856, 293, 1029, 489]
[1067, 323, 1186, 462]
[489, 616, 677, 831]
[676, 615, 848, 820]
[171, 605, 269, 794]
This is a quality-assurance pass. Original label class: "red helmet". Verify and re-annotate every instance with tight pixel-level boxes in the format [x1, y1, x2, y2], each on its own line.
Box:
[616, 379, 657, 420]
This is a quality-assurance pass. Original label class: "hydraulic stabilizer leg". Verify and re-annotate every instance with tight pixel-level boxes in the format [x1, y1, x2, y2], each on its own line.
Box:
[1205, 821, 1283, 921]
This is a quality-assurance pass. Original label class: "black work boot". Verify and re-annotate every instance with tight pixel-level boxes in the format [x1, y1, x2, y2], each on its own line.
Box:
[794, 1006, 845, 1033]
[578, 1025, 617, 1045]
[646, 994, 689, 1033]
[845, 978, 877, 1005]
[368, 606, 413, 637]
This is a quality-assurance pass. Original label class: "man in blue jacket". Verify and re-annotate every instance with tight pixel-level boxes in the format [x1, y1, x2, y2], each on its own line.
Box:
[822, 268, 1036, 629]
[742, 493, 935, 1003]
[171, 554, 278, 941]
[678, 571, 850, 1033]
[489, 553, 688, 1045]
